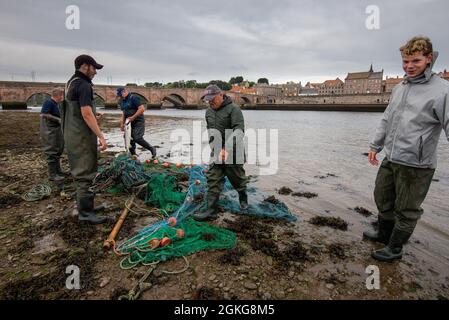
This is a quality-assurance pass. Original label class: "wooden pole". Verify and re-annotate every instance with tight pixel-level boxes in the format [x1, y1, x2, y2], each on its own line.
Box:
[103, 195, 135, 250]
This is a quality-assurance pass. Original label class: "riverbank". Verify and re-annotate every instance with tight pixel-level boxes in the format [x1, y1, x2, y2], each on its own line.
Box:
[0, 111, 448, 300]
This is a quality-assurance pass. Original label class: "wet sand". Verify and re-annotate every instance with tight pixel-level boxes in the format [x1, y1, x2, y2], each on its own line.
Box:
[0, 111, 448, 300]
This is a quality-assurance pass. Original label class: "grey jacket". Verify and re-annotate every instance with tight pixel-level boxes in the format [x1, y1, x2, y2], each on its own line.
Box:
[370, 54, 449, 169]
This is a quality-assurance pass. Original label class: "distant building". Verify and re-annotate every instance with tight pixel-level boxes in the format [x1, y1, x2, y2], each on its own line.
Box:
[230, 85, 256, 95]
[299, 82, 320, 96]
[344, 65, 383, 94]
[254, 83, 283, 97]
[277, 81, 302, 97]
[438, 69, 449, 81]
[384, 76, 404, 93]
[318, 78, 344, 95]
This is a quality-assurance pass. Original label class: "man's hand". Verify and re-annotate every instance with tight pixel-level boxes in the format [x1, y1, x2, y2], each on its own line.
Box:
[95, 112, 104, 120]
[368, 151, 379, 166]
[99, 136, 108, 151]
[219, 149, 229, 162]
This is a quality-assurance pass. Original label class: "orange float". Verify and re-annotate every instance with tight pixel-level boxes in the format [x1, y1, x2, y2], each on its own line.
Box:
[149, 238, 160, 249]
[153, 159, 159, 165]
[176, 229, 185, 238]
[168, 217, 177, 226]
[160, 237, 171, 247]
[162, 162, 169, 168]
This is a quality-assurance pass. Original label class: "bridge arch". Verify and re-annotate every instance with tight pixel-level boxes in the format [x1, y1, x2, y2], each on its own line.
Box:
[239, 96, 251, 105]
[93, 93, 106, 109]
[162, 93, 186, 107]
[26, 92, 51, 107]
[130, 92, 149, 107]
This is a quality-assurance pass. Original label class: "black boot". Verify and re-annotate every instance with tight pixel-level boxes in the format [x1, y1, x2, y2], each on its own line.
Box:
[77, 195, 108, 225]
[150, 146, 157, 159]
[371, 228, 412, 262]
[238, 191, 248, 212]
[55, 160, 70, 177]
[194, 195, 219, 221]
[363, 218, 395, 244]
[48, 162, 65, 182]
[93, 203, 107, 213]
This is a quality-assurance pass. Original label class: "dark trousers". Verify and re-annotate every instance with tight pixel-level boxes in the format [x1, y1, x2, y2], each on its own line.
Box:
[206, 164, 248, 199]
[66, 128, 98, 205]
[130, 119, 155, 155]
[40, 118, 64, 165]
[374, 158, 435, 233]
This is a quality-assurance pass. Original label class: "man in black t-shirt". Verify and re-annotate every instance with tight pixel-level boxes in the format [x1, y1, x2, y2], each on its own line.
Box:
[62, 54, 108, 225]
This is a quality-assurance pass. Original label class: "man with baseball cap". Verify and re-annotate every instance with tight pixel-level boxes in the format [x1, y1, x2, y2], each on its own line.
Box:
[193, 85, 248, 221]
[116, 87, 156, 158]
[62, 54, 108, 224]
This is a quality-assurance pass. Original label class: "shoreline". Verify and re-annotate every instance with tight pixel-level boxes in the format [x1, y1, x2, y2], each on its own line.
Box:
[2, 104, 386, 113]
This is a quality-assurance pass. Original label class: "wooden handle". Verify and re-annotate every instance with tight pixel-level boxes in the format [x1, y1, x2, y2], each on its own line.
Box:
[103, 196, 134, 250]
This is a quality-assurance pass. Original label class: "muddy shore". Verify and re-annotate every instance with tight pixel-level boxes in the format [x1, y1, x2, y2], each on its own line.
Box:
[0, 111, 448, 300]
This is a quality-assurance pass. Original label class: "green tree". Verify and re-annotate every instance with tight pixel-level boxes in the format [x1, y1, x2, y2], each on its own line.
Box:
[257, 78, 269, 85]
[229, 76, 244, 85]
[144, 82, 163, 88]
[126, 83, 138, 87]
[185, 80, 197, 88]
[209, 80, 232, 91]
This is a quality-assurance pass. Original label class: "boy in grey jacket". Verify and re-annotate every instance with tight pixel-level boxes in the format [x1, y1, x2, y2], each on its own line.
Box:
[365, 36, 449, 262]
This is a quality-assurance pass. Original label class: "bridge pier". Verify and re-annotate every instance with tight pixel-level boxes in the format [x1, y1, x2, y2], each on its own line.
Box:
[1, 102, 28, 110]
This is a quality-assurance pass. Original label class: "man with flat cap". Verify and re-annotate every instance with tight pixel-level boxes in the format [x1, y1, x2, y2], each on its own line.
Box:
[193, 84, 248, 221]
[62, 54, 108, 224]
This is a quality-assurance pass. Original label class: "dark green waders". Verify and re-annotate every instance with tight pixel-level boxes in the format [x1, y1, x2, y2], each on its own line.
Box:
[367, 158, 435, 262]
[193, 164, 248, 221]
[62, 80, 107, 225]
[40, 117, 65, 181]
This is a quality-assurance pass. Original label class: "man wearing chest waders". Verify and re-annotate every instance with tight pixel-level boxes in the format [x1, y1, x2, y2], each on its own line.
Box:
[365, 36, 449, 262]
[62, 55, 109, 224]
[40, 89, 65, 182]
[193, 85, 249, 221]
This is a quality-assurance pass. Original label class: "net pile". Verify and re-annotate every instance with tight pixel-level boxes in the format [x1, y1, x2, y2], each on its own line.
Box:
[93, 155, 296, 266]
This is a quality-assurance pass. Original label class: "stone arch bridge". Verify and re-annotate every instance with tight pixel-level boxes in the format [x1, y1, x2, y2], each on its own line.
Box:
[0, 81, 267, 108]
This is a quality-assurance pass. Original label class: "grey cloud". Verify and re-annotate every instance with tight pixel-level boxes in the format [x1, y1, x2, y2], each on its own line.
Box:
[0, 0, 447, 84]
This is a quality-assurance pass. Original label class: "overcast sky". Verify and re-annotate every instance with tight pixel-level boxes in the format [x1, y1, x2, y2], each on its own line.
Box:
[0, 0, 448, 85]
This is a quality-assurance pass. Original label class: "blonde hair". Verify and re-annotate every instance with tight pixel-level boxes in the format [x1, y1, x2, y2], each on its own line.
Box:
[400, 36, 433, 56]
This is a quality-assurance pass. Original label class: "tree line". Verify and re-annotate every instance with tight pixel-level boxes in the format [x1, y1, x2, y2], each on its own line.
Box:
[125, 77, 270, 90]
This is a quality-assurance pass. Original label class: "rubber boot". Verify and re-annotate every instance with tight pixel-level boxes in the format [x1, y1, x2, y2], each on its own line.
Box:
[93, 203, 107, 213]
[48, 162, 65, 182]
[371, 228, 412, 262]
[150, 146, 157, 159]
[77, 195, 108, 225]
[55, 160, 70, 177]
[238, 191, 249, 212]
[193, 195, 219, 221]
[363, 218, 395, 244]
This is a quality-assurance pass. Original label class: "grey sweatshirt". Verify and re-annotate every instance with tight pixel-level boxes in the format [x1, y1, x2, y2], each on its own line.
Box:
[370, 52, 449, 169]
